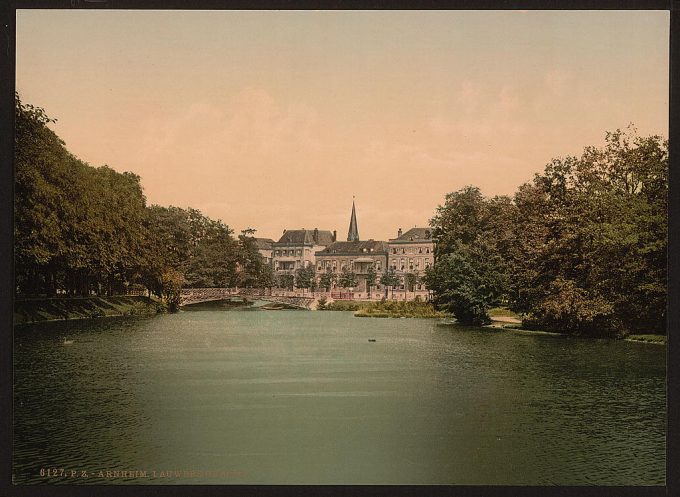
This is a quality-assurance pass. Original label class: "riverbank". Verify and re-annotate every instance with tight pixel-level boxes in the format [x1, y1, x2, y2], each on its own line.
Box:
[315, 299, 446, 318]
[14, 296, 165, 325]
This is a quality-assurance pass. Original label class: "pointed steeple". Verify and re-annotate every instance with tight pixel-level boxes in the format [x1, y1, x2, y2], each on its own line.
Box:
[347, 198, 359, 242]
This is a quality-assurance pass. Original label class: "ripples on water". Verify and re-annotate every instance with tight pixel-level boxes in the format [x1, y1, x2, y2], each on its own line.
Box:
[13, 308, 666, 485]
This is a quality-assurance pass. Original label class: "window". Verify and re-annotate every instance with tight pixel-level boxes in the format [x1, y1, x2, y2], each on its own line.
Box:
[401, 248, 405, 254]
[419, 247, 423, 254]
[426, 247, 430, 253]
[392, 248, 397, 254]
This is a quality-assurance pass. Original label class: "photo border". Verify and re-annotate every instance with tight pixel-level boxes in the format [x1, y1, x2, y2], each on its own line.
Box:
[1, 1, 676, 496]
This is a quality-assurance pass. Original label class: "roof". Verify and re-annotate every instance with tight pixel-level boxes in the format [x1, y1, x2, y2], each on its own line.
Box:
[254, 238, 275, 250]
[316, 240, 388, 256]
[389, 227, 433, 243]
[274, 229, 335, 246]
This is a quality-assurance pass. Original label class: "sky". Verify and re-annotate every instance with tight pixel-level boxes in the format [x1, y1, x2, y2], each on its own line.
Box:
[16, 10, 669, 241]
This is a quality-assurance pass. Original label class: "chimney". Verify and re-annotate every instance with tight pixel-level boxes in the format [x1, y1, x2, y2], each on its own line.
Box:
[332, 230, 337, 242]
[313, 228, 319, 243]
[398, 228, 402, 237]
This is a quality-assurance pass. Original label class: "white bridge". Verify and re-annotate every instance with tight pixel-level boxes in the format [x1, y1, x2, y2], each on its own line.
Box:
[179, 288, 316, 310]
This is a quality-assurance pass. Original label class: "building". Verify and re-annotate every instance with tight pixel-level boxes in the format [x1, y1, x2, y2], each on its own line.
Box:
[272, 228, 335, 274]
[254, 238, 275, 265]
[315, 240, 388, 292]
[387, 227, 435, 290]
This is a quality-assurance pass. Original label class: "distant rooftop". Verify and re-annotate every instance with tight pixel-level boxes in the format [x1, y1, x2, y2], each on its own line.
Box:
[389, 227, 433, 243]
[275, 229, 335, 246]
[316, 240, 388, 255]
[254, 238, 275, 250]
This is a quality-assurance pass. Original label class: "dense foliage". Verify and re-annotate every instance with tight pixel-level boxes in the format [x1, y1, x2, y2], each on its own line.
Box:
[426, 128, 667, 336]
[15, 94, 270, 303]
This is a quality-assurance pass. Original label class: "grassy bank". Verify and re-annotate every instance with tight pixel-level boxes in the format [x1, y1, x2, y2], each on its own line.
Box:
[354, 300, 448, 318]
[625, 334, 667, 345]
[14, 296, 165, 325]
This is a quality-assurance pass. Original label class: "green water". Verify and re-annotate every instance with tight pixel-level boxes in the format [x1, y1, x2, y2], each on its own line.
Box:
[13, 304, 666, 485]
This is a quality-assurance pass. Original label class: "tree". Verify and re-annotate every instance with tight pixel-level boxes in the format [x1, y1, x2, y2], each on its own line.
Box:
[161, 267, 184, 312]
[427, 185, 513, 323]
[365, 265, 377, 297]
[423, 243, 507, 325]
[235, 228, 269, 288]
[379, 269, 399, 298]
[295, 264, 316, 292]
[405, 273, 418, 292]
[338, 267, 358, 289]
[508, 127, 667, 335]
[319, 268, 336, 291]
[278, 273, 295, 291]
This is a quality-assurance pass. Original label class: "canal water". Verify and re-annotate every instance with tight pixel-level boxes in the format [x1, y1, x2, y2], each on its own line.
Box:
[13, 304, 666, 485]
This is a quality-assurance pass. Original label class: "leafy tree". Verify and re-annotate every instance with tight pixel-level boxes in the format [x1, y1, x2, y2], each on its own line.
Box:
[405, 273, 418, 292]
[234, 228, 269, 288]
[509, 127, 667, 335]
[424, 243, 507, 325]
[379, 268, 399, 298]
[278, 273, 295, 291]
[161, 267, 184, 312]
[365, 265, 377, 297]
[338, 267, 358, 288]
[319, 268, 336, 291]
[295, 264, 316, 292]
[427, 185, 513, 323]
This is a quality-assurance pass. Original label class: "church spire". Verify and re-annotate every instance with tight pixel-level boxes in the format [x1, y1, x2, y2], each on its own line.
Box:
[347, 198, 359, 242]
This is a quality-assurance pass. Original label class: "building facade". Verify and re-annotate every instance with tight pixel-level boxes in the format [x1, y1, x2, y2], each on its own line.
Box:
[387, 227, 435, 290]
[315, 240, 388, 292]
[272, 228, 335, 274]
[262, 203, 436, 296]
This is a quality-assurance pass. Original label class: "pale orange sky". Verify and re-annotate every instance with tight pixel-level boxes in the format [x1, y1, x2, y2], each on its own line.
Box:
[16, 10, 668, 241]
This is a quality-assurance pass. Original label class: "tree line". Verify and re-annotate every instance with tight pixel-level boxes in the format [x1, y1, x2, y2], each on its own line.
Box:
[15, 94, 273, 307]
[424, 127, 667, 337]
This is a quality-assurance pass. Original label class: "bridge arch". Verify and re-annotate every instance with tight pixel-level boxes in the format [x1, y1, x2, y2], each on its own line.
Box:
[179, 288, 315, 310]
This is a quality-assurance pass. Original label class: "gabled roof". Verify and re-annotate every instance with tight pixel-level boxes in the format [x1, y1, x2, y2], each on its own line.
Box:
[274, 229, 334, 246]
[389, 227, 433, 243]
[254, 238, 275, 250]
[316, 240, 388, 256]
